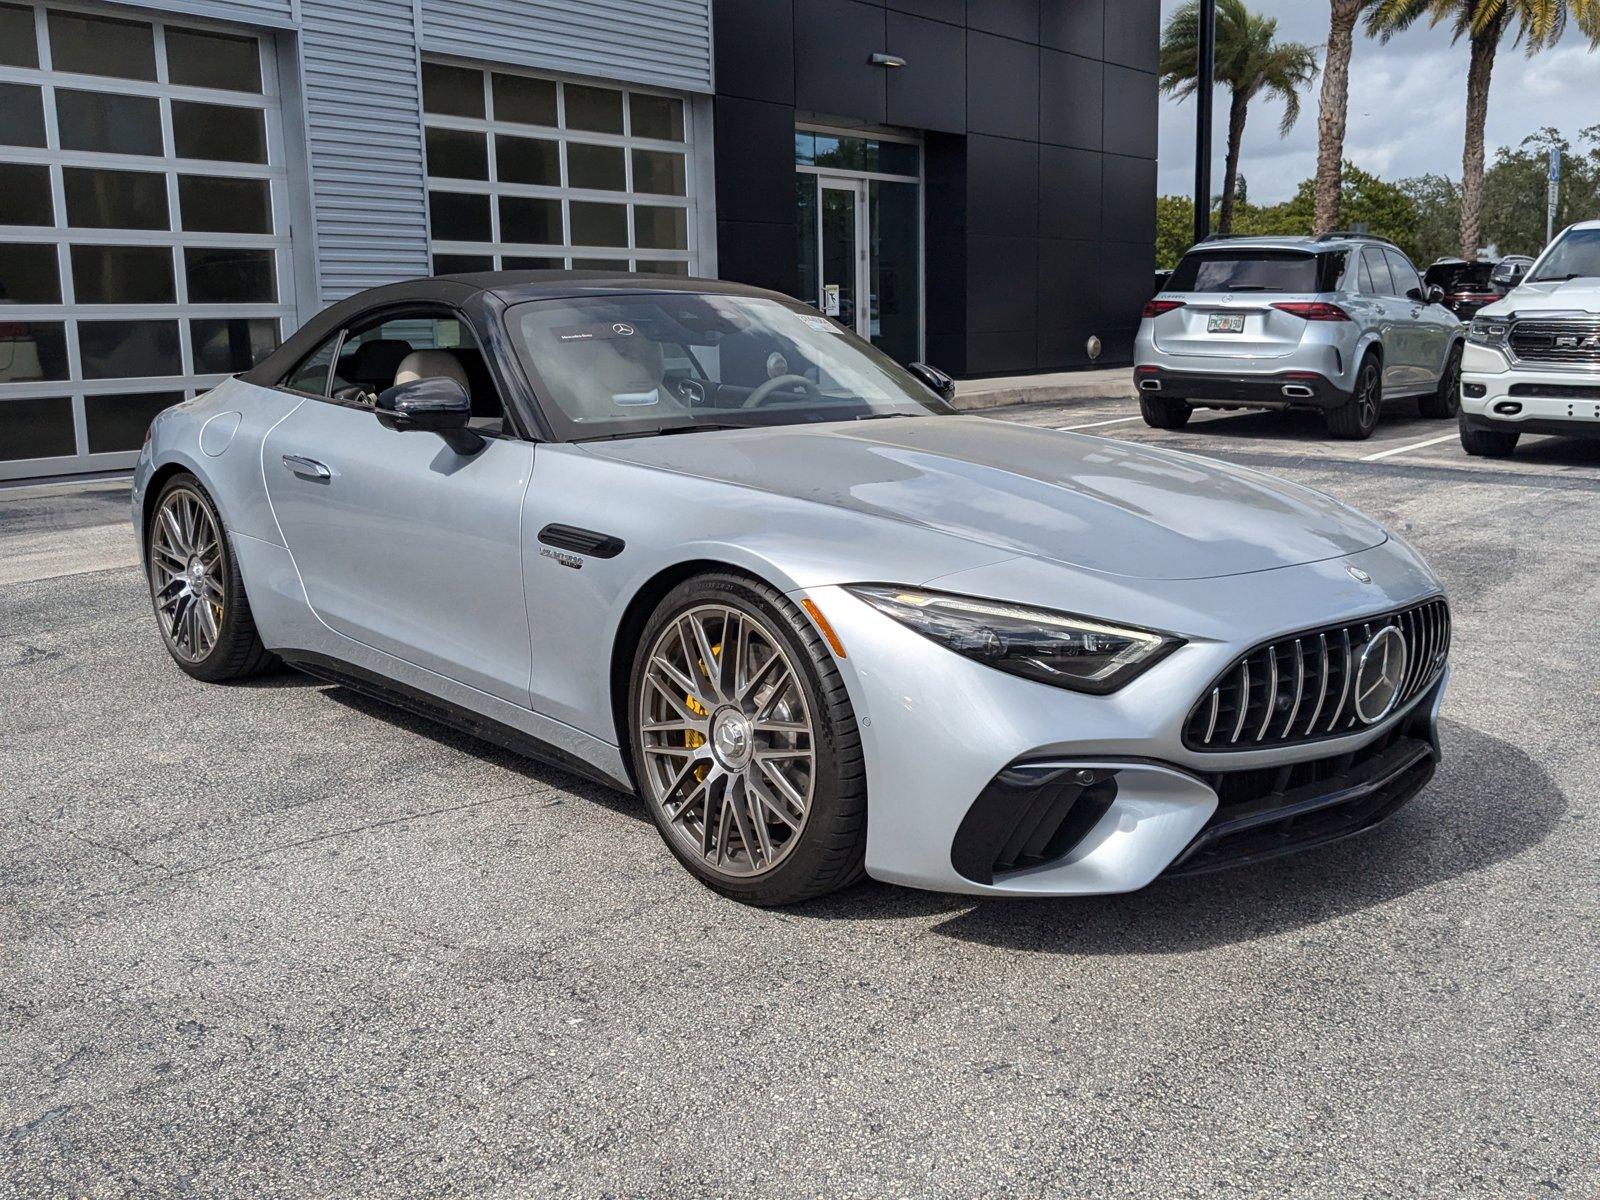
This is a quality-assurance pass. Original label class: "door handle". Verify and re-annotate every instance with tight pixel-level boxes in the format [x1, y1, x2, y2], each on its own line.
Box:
[281, 454, 331, 481]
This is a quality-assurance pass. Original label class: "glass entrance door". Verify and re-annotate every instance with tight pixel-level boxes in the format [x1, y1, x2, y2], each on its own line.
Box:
[818, 180, 867, 336]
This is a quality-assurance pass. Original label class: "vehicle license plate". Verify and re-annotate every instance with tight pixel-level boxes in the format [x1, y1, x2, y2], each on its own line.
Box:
[1208, 314, 1246, 334]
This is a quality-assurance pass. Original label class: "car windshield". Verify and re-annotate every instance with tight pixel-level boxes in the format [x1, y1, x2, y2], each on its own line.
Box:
[508, 293, 950, 440]
[1529, 227, 1600, 282]
[1166, 250, 1323, 293]
[1425, 261, 1495, 291]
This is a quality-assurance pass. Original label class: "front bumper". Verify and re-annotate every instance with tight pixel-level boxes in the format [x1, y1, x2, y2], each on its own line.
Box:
[805, 539, 1449, 897]
[1461, 343, 1600, 438]
[1134, 365, 1352, 411]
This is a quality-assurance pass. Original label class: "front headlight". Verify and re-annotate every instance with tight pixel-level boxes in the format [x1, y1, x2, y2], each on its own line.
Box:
[1467, 315, 1510, 346]
[846, 585, 1184, 695]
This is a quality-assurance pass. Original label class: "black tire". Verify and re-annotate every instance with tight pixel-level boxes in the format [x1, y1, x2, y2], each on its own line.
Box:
[1418, 342, 1462, 418]
[1459, 421, 1519, 458]
[1140, 394, 1192, 429]
[146, 473, 277, 682]
[1327, 354, 1383, 440]
[626, 571, 867, 906]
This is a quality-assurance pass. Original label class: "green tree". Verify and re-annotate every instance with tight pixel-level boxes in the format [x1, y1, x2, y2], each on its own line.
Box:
[1161, 0, 1320, 234]
[1482, 127, 1600, 255]
[1155, 194, 1198, 269]
[1396, 174, 1462, 265]
[1366, 0, 1600, 259]
[1313, 1, 1381, 233]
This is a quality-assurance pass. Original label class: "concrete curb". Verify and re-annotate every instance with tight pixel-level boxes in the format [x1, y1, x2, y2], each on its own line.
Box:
[950, 367, 1136, 411]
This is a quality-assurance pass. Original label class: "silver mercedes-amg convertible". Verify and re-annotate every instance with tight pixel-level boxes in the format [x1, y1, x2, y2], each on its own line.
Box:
[133, 273, 1452, 905]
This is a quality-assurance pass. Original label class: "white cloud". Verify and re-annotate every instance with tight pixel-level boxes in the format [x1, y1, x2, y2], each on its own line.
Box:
[1156, 0, 1600, 203]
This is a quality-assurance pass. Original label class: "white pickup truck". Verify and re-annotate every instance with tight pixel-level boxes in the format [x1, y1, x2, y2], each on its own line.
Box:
[1459, 219, 1600, 457]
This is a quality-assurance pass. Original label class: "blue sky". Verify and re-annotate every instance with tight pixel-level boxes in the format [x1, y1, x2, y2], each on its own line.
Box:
[1156, 0, 1600, 203]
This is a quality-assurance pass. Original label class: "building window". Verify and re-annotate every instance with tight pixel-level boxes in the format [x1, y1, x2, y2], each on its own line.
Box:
[0, 3, 292, 477]
[422, 61, 696, 277]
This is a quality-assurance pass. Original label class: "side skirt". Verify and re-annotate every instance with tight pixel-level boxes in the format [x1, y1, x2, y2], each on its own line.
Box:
[278, 649, 632, 794]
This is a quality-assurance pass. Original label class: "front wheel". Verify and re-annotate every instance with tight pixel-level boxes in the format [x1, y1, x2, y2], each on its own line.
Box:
[1139, 395, 1192, 429]
[146, 474, 276, 682]
[1459, 421, 1519, 458]
[1327, 355, 1382, 440]
[627, 572, 867, 905]
[1418, 343, 1462, 418]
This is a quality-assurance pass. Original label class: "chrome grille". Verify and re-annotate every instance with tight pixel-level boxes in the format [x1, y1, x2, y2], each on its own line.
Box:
[1185, 598, 1450, 751]
[1508, 319, 1600, 365]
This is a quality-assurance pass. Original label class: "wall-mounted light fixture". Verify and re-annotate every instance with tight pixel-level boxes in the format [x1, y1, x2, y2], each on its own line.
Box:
[869, 53, 906, 68]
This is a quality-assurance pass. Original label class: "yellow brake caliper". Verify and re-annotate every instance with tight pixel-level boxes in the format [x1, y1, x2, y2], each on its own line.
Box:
[684, 643, 721, 782]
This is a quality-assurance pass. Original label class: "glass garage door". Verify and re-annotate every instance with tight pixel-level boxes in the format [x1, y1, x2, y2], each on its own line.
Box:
[421, 61, 698, 277]
[0, 3, 294, 481]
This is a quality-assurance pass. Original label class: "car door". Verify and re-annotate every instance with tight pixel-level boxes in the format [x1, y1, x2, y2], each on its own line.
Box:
[1386, 249, 1452, 387]
[262, 310, 535, 705]
[1360, 248, 1415, 389]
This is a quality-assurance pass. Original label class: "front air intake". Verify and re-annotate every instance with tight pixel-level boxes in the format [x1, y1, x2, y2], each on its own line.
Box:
[951, 766, 1118, 885]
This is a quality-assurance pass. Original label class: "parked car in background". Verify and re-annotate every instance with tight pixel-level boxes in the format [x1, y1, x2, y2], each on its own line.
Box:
[1459, 220, 1600, 458]
[1134, 234, 1465, 440]
[1491, 255, 1535, 290]
[1424, 258, 1504, 320]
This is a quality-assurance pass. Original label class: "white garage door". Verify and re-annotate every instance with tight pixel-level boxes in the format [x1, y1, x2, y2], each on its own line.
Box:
[420, 60, 699, 278]
[0, 3, 294, 481]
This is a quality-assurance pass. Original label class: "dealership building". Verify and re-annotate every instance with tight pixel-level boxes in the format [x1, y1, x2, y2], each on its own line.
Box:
[0, 0, 1158, 481]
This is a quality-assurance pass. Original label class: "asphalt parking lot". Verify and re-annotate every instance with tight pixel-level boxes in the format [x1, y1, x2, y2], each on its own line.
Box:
[4, 395, 1598, 1198]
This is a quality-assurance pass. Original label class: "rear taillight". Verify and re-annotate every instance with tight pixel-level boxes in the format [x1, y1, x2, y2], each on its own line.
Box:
[1271, 301, 1351, 322]
[1141, 299, 1186, 319]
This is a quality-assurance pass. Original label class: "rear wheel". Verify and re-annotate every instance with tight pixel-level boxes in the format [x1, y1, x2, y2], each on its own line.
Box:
[627, 572, 867, 906]
[1418, 342, 1462, 418]
[146, 474, 276, 681]
[1327, 354, 1382, 440]
[1459, 421, 1519, 458]
[1139, 395, 1192, 429]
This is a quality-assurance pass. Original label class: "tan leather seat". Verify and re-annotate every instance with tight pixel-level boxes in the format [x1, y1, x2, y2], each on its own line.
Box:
[393, 349, 470, 391]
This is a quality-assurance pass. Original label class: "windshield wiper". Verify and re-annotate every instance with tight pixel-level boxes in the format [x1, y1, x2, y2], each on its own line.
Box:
[852, 412, 920, 421]
[1532, 273, 1596, 282]
[577, 421, 752, 442]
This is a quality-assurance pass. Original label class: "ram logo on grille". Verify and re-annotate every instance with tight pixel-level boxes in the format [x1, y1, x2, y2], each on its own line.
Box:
[1185, 598, 1450, 751]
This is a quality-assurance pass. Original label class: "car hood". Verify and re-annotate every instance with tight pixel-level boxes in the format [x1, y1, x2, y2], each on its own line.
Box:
[1481, 277, 1600, 317]
[581, 416, 1387, 581]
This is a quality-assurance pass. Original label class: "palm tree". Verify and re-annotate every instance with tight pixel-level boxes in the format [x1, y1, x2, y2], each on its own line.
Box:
[1313, 1, 1380, 233]
[1367, 0, 1600, 259]
[1161, 0, 1320, 235]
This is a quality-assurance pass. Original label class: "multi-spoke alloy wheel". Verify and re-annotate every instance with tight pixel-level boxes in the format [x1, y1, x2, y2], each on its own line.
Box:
[1328, 355, 1383, 440]
[145, 475, 275, 681]
[150, 486, 226, 662]
[638, 602, 815, 878]
[629, 573, 867, 904]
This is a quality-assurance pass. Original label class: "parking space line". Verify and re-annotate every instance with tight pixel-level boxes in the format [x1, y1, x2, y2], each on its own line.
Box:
[1360, 433, 1459, 462]
[1056, 416, 1142, 431]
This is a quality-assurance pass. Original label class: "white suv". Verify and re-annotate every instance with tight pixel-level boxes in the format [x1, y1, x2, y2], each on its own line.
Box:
[1459, 220, 1600, 457]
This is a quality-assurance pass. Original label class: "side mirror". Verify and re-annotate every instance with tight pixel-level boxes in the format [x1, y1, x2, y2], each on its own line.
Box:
[1426, 285, 1446, 304]
[375, 376, 482, 453]
[908, 361, 956, 404]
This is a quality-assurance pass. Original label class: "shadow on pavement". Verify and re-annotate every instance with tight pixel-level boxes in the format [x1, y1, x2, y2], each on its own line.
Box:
[1181, 399, 1440, 444]
[796, 718, 1565, 955]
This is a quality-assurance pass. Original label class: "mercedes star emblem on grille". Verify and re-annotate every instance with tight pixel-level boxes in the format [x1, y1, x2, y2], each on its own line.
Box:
[1354, 625, 1408, 725]
[1347, 565, 1372, 584]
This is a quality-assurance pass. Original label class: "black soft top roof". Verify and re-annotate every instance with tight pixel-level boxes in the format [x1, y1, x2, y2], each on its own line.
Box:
[241, 271, 792, 387]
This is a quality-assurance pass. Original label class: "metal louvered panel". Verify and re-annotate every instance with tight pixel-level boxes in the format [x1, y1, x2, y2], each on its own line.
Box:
[418, 0, 713, 93]
[1185, 598, 1450, 752]
[300, 0, 433, 303]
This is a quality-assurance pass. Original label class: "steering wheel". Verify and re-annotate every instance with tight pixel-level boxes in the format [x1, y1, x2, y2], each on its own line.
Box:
[742, 373, 820, 410]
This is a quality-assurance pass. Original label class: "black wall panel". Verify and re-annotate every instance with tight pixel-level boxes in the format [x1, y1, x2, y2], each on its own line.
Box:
[966, 0, 1040, 42]
[712, 0, 795, 105]
[886, 11, 966, 133]
[1041, 0, 1103, 58]
[715, 0, 1160, 374]
[1040, 48, 1102, 151]
[1104, 62, 1158, 159]
[713, 96, 799, 228]
[795, 0, 888, 123]
[966, 31, 1039, 141]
